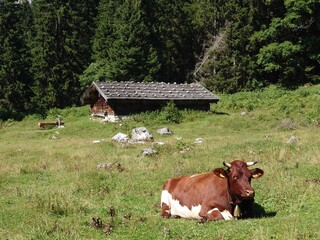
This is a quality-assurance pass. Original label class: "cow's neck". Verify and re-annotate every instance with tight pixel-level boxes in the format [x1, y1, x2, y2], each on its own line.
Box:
[226, 185, 244, 217]
[230, 195, 242, 205]
[222, 188, 234, 211]
[226, 184, 240, 205]
[226, 187, 255, 218]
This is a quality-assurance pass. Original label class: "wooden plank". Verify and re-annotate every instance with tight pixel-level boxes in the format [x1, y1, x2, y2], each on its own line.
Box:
[38, 122, 64, 129]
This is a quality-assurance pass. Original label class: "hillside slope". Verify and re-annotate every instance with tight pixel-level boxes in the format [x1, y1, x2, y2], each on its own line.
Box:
[0, 85, 319, 239]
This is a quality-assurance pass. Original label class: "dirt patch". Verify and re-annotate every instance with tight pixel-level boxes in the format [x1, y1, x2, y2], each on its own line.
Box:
[306, 178, 320, 184]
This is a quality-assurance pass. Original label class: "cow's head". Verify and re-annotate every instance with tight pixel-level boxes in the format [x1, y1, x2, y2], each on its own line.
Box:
[213, 160, 264, 202]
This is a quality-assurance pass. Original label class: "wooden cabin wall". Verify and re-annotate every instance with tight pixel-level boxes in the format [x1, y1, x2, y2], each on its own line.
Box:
[108, 99, 211, 115]
[90, 97, 115, 116]
[90, 97, 211, 117]
[175, 100, 211, 111]
[107, 100, 164, 115]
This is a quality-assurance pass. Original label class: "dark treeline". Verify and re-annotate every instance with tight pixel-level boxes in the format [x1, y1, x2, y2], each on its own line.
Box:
[1, 0, 320, 119]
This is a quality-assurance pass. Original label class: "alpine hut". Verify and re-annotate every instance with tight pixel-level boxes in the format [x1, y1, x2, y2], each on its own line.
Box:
[81, 81, 219, 122]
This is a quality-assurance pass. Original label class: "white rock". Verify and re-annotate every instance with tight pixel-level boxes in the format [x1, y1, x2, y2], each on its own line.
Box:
[195, 138, 204, 144]
[157, 127, 172, 135]
[142, 148, 157, 155]
[153, 141, 165, 145]
[112, 133, 130, 143]
[131, 127, 153, 141]
[287, 136, 297, 144]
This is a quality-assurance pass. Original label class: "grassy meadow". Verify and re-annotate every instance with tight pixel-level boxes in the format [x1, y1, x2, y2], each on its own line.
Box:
[1, 85, 320, 239]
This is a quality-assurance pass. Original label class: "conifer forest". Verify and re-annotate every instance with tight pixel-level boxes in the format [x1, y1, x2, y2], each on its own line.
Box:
[1, 0, 320, 119]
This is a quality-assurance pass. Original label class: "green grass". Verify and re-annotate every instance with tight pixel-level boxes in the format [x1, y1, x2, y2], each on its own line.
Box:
[1, 85, 320, 239]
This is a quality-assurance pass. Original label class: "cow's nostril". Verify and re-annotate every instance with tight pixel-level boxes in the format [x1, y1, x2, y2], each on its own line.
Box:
[246, 190, 254, 196]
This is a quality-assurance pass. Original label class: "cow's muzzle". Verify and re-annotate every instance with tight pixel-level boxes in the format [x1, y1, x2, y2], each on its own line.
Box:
[245, 189, 255, 198]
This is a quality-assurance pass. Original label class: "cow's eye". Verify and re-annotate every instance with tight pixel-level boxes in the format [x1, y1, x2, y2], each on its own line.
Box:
[233, 176, 238, 180]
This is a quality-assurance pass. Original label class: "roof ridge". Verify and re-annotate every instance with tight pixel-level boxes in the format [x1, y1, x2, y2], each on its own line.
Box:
[83, 81, 219, 102]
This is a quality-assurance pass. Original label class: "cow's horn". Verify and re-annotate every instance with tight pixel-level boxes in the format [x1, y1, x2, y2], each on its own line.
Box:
[246, 161, 258, 166]
[223, 162, 231, 168]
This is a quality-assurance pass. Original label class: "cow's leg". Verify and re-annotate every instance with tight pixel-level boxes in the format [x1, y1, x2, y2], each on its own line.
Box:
[199, 207, 223, 221]
[206, 209, 225, 221]
[161, 190, 172, 218]
[161, 202, 171, 218]
[200, 208, 232, 221]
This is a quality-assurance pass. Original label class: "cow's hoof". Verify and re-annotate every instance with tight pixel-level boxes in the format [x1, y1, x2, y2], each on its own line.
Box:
[197, 218, 207, 224]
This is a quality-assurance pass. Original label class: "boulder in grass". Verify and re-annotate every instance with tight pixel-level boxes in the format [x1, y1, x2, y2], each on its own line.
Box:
[142, 148, 157, 156]
[131, 127, 153, 141]
[153, 141, 165, 146]
[195, 137, 204, 144]
[112, 133, 130, 143]
[157, 127, 172, 135]
[287, 135, 297, 144]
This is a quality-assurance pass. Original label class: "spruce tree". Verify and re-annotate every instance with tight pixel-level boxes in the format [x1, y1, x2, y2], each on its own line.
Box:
[106, 0, 160, 82]
[0, 0, 33, 119]
[83, 0, 160, 84]
[144, 0, 195, 83]
[30, 0, 99, 110]
[80, 0, 123, 86]
[252, 0, 320, 87]
[193, 0, 267, 92]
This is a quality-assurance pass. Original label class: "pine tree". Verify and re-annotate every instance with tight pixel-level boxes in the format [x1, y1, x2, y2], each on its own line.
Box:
[93, 0, 122, 62]
[80, 0, 123, 86]
[144, 0, 195, 83]
[106, 0, 160, 82]
[252, 0, 320, 87]
[30, 0, 99, 110]
[83, 0, 161, 84]
[186, 0, 230, 86]
[0, 0, 33, 119]
[194, 0, 268, 92]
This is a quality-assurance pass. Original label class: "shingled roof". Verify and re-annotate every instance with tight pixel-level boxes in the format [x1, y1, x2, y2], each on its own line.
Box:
[81, 81, 219, 103]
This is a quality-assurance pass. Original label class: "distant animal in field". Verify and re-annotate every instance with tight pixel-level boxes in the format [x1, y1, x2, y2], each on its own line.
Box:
[161, 160, 264, 221]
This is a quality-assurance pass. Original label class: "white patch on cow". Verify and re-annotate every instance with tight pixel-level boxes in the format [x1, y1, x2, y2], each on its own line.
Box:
[161, 190, 202, 219]
[207, 208, 234, 220]
[207, 208, 219, 215]
[161, 190, 234, 220]
[220, 210, 234, 220]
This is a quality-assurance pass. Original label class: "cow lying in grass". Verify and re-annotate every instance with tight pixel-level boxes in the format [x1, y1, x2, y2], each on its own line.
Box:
[161, 160, 264, 221]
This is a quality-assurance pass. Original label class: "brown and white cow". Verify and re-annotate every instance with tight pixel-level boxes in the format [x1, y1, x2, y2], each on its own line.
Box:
[161, 160, 264, 221]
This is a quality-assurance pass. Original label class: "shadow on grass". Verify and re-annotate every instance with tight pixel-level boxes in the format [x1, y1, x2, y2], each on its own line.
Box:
[253, 203, 277, 218]
[213, 111, 230, 116]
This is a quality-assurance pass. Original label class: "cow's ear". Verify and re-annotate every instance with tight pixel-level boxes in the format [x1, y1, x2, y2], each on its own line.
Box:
[251, 168, 264, 179]
[213, 168, 228, 179]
